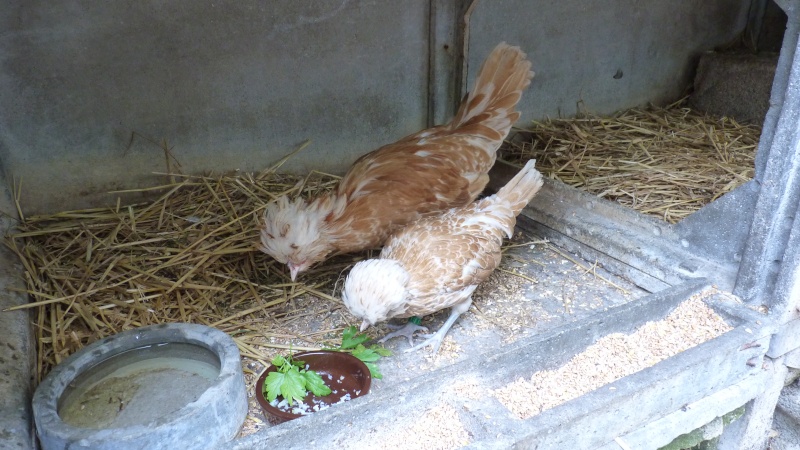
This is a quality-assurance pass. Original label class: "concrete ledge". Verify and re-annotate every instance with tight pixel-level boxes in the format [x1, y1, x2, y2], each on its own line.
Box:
[221, 280, 772, 449]
[488, 161, 741, 292]
[0, 182, 36, 450]
[597, 377, 764, 449]
[506, 297, 771, 449]
[773, 373, 800, 449]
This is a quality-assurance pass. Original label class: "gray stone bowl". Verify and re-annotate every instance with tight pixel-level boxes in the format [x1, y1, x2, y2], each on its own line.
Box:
[32, 323, 247, 450]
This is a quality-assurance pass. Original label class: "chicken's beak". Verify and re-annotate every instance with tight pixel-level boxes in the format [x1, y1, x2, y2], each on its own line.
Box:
[359, 320, 371, 332]
[288, 263, 300, 282]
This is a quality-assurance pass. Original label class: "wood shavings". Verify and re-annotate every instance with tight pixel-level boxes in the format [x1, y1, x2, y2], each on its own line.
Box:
[467, 237, 639, 346]
[447, 378, 485, 401]
[493, 292, 732, 419]
[472, 269, 535, 335]
[501, 100, 760, 223]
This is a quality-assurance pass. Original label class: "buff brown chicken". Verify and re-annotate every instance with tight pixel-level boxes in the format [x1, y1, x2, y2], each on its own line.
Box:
[259, 42, 534, 280]
[341, 159, 544, 353]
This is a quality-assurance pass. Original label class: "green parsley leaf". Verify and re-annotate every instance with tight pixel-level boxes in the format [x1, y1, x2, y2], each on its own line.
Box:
[351, 344, 381, 362]
[279, 368, 308, 406]
[291, 358, 307, 369]
[270, 355, 286, 368]
[263, 371, 286, 403]
[373, 346, 392, 357]
[302, 370, 332, 397]
[321, 327, 391, 382]
[364, 361, 383, 379]
[341, 325, 370, 349]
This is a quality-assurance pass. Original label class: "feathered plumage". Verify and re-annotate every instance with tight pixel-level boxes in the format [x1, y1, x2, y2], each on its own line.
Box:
[259, 42, 534, 280]
[342, 160, 544, 353]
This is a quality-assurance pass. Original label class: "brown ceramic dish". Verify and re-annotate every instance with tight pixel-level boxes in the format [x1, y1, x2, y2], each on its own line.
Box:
[255, 351, 372, 424]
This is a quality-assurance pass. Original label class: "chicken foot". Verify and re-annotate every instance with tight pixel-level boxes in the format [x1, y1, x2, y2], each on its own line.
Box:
[378, 321, 429, 346]
[405, 298, 472, 354]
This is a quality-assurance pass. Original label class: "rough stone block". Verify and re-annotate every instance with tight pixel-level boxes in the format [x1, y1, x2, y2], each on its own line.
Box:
[689, 52, 778, 125]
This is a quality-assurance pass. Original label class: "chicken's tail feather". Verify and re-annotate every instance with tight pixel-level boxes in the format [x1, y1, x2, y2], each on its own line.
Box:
[449, 42, 534, 140]
[495, 159, 544, 214]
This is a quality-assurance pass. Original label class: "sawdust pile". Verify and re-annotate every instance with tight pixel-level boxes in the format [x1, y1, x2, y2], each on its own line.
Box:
[493, 292, 732, 419]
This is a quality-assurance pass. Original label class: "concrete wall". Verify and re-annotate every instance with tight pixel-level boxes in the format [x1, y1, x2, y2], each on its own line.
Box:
[0, 0, 750, 216]
[466, 0, 751, 122]
[0, 1, 431, 215]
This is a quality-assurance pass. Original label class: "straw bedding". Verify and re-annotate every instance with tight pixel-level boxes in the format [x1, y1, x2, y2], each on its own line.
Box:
[4, 102, 759, 385]
[5, 144, 361, 381]
[501, 100, 760, 223]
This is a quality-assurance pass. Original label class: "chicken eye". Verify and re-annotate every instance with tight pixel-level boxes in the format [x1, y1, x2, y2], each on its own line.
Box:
[290, 244, 298, 250]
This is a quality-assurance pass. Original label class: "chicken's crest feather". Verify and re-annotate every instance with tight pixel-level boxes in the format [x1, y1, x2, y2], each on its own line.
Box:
[259, 195, 333, 266]
[342, 259, 409, 327]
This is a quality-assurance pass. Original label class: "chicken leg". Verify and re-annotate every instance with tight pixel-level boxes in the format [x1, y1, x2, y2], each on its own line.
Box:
[405, 298, 473, 354]
[378, 320, 429, 347]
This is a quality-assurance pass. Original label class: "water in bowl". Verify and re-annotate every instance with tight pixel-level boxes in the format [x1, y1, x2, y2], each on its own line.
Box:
[57, 342, 220, 429]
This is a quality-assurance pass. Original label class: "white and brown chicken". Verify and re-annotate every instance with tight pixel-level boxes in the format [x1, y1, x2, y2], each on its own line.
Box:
[342, 160, 544, 353]
[259, 43, 534, 280]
